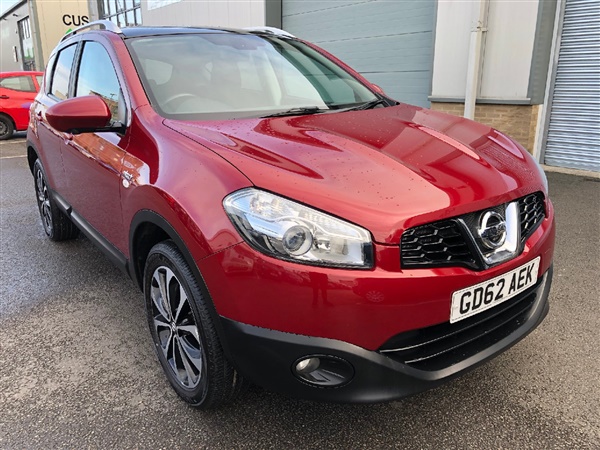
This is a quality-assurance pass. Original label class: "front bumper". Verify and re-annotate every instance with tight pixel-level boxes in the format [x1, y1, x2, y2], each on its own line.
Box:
[221, 267, 552, 403]
[199, 207, 555, 351]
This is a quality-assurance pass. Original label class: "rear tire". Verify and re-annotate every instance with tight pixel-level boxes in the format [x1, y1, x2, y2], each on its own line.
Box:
[144, 240, 246, 409]
[33, 159, 79, 241]
[0, 115, 14, 141]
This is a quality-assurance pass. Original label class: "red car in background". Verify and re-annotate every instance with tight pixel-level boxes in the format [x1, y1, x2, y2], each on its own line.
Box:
[0, 71, 43, 140]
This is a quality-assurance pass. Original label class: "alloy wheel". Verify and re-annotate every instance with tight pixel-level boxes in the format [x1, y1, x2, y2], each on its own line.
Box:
[35, 168, 53, 235]
[150, 266, 204, 389]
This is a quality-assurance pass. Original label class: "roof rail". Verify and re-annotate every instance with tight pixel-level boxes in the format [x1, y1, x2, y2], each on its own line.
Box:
[243, 26, 295, 38]
[61, 19, 122, 42]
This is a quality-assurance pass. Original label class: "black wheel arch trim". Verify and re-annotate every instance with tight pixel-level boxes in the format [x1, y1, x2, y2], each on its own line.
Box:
[29, 149, 234, 361]
[129, 209, 234, 359]
[26, 139, 40, 175]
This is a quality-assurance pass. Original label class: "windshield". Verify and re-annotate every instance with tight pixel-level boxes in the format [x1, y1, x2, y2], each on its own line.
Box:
[127, 33, 379, 120]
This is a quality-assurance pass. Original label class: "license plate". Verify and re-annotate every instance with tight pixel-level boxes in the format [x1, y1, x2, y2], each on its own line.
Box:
[450, 257, 540, 324]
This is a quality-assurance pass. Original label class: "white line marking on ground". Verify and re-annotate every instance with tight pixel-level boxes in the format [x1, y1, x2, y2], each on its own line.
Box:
[0, 139, 26, 145]
[0, 155, 27, 159]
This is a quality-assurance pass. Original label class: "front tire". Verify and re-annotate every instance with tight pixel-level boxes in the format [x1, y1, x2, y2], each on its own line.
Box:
[33, 159, 79, 241]
[144, 240, 246, 409]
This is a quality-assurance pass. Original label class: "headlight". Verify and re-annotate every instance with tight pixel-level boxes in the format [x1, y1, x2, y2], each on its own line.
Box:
[223, 188, 373, 268]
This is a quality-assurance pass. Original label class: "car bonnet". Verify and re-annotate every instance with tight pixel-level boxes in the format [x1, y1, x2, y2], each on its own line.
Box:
[164, 103, 545, 245]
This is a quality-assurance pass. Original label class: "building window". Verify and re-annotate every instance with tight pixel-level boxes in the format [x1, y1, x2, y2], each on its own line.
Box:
[18, 17, 30, 40]
[17, 17, 35, 71]
[98, 0, 142, 27]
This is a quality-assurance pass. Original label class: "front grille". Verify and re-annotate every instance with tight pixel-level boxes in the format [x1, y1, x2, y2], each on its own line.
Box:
[401, 192, 546, 270]
[400, 221, 478, 269]
[518, 192, 545, 242]
[379, 280, 541, 371]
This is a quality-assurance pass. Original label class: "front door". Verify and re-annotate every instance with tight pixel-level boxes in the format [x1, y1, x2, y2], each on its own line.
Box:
[59, 40, 130, 252]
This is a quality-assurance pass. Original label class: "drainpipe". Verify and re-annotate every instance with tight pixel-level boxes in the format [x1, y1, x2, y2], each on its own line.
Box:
[464, 0, 490, 120]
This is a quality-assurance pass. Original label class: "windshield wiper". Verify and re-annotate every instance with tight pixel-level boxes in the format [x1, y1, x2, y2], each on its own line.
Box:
[260, 99, 388, 118]
[349, 98, 387, 111]
[260, 106, 329, 118]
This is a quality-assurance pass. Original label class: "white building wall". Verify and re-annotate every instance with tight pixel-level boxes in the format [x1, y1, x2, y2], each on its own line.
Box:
[141, 0, 266, 28]
[432, 0, 539, 101]
[431, 1, 478, 99]
[480, 0, 538, 100]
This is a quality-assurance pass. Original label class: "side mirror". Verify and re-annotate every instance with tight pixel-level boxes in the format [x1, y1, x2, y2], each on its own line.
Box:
[46, 95, 116, 134]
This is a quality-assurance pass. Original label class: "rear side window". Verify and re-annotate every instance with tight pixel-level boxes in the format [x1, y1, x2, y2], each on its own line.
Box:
[75, 41, 124, 123]
[43, 55, 56, 94]
[0, 76, 35, 92]
[50, 44, 77, 100]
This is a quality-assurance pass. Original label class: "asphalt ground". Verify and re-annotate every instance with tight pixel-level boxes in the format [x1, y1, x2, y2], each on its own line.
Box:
[1, 135, 599, 449]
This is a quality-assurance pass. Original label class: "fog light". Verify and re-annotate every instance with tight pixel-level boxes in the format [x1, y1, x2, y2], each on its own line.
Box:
[293, 355, 354, 387]
[295, 357, 320, 374]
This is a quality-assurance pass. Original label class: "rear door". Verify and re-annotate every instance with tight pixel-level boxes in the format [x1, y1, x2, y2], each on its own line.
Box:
[33, 44, 78, 192]
[59, 38, 130, 251]
[0, 74, 38, 130]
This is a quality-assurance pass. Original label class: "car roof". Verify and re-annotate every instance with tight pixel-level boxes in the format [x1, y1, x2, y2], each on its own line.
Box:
[0, 71, 44, 77]
[59, 20, 295, 44]
[120, 26, 247, 38]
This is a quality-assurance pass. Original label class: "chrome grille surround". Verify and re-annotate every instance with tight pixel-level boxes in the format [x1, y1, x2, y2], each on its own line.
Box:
[401, 192, 546, 271]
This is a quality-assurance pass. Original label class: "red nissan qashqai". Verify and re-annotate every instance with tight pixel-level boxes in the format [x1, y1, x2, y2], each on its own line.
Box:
[28, 21, 555, 409]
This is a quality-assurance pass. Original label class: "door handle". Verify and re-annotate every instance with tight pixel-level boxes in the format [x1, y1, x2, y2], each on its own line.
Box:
[0, 95, 9, 100]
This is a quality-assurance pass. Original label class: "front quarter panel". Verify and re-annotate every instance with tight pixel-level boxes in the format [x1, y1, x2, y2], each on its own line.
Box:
[120, 105, 252, 261]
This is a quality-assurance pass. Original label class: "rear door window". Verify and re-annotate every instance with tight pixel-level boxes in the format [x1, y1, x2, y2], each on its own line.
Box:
[0, 76, 36, 92]
[50, 44, 77, 100]
[43, 55, 56, 94]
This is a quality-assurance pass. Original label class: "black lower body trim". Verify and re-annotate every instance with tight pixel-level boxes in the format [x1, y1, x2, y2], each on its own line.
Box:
[52, 190, 129, 276]
[379, 277, 545, 371]
[220, 267, 552, 403]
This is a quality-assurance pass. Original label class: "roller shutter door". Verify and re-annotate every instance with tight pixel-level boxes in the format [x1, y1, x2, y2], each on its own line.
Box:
[544, 0, 600, 172]
[282, 0, 435, 108]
